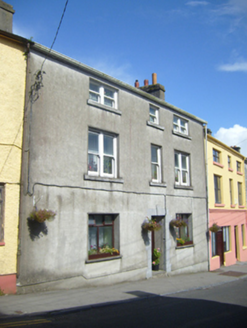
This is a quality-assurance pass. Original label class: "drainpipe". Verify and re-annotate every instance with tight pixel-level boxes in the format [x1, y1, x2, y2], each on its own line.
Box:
[204, 124, 210, 271]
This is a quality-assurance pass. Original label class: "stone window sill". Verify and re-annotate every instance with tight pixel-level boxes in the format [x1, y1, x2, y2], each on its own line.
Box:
[84, 174, 124, 184]
[215, 203, 225, 207]
[85, 255, 122, 264]
[146, 121, 165, 131]
[176, 244, 194, 250]
[87, 99, 122, 115]
[172, 130, 191, 140]
[174, 184, 193, 190]
[213, 161, 224, 168]
[149, 181, 167, 188]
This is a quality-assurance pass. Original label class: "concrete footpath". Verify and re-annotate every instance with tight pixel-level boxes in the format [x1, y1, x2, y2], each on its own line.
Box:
[0, 262, 247, 318]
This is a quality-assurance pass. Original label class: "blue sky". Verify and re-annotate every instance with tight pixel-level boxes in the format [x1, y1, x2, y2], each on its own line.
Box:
[10, 0, 247, 155]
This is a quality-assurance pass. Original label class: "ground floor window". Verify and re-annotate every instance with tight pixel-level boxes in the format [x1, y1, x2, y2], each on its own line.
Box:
[211, 232, 216, 257]
[223, 226, 230, 252]
[88, 214, 120, 260]
[176, 214, 193, 246]
[242, 224, 246, 247]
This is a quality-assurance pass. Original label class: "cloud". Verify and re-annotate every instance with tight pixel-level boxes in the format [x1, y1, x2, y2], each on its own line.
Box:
[214, 124, 247, 156]
[214, 0, 247, 17]
[218, 60, 247, 72]
[186, 1, 209, 6]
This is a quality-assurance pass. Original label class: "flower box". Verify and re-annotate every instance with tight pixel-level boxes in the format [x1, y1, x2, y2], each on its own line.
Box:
[88, 252, 119, 260]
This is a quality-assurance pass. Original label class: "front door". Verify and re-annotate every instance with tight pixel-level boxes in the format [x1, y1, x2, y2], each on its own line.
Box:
[216, 230, 224, 266]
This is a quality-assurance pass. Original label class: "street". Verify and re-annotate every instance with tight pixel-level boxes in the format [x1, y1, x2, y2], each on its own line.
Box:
[1, 278, 247, 328]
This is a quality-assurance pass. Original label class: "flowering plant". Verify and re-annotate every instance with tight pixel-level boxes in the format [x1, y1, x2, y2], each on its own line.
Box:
[142, 218, 162, 232]
[88, 245, 119, 256]
[209, 223, 221, 233]
[170, 218, 187, 228]
[29, 208, 56, 223]
[176, 238, 185, 245]
[152, 248, 161, 265]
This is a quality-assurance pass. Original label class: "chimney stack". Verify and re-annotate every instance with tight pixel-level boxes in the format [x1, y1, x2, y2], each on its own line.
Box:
[0, 1, 15, 33]
[231, 146, 241, 153]
[134, 80, 139, 88]
[139, 73, 165, 100]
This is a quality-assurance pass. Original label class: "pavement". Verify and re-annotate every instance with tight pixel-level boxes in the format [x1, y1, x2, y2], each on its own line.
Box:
[0, 262, 247, 318]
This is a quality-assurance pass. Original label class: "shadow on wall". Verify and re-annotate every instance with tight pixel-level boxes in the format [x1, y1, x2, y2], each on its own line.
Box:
[27, 218, 48, 241]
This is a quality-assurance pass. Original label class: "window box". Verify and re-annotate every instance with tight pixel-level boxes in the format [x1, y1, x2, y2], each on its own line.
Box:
[88, 251, 120, 260]
[176, 240, 193, 247]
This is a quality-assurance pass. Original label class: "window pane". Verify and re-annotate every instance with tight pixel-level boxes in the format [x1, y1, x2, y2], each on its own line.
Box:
[90, 83, 100, 92]
[182, 171, 187, 183]
[175, 168, 179, 182]
[104, 88, 114, 98]
[89, 133, 98, 152]
[89, 92, 100, 102]
[211, 232, 216, 256]
[181, 155, 187, 169]
[99, 226, 112, 248]
[103, 156, 113, 174]
[88, 215, 95, 225]
[173, 116, 178, 124]
[175, 153, 179, 167]
[89, 227, 97, 251]
[150, 107, 155, 116]
[105, 215, 113, 224]
[88, 154, 98, 172]
[152, 164, 158, 180]
[95, 215, 104, 225]
[151, 146, 157, 162]
[104, 98, 114, 107]
[104, 135, 113, 155]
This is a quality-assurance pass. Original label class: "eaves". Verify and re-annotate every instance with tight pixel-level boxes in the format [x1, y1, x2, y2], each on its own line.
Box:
[31, 42, 207, 125]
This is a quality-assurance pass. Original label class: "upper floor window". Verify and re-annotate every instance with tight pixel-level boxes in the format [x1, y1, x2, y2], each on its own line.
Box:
[88, 130, 117, 178]
[0, 185, 4, 243]
[229, 179, 234, 205]
[214, 175, 222, 204]
[238, 182, 243, 206]
[149, 106, 159, 124]
[213, 149, 220, 163]
[236, 161, 241, 173]
[173, 116, 188, 135]
[89, 81, 117, 109]
[174, 152, 190, 186]
[228, 156, 231, 169]
[151, 145, 162, 183]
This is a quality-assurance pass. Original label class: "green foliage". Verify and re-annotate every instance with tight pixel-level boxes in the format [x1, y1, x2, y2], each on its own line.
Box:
[209, 223, 221, 233]
[29, 209, 56, 223]
[0, 288, 5, 296]
[170, 218, 187, 228]
[143, 218, 162, 232]
[152, 248, 161, 265]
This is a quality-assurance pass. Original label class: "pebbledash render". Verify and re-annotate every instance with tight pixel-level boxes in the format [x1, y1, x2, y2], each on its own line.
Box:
[17, 43, 208, 291]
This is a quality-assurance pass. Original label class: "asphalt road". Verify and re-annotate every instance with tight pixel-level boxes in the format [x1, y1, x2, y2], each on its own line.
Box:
[1, 278, 247, 328]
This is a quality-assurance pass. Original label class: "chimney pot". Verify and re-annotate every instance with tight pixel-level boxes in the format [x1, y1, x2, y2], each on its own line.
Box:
[144, 79, 149, 86]
[152, 73, 157, 85]
[134, 80, 139, 88]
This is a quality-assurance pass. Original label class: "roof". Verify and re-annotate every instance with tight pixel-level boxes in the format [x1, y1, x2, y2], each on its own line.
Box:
[31, 42, 207, 125]
[0, 29, 34, 45]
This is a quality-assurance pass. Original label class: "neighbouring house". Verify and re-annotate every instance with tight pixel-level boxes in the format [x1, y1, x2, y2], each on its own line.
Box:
[207, 133, 247, 271]
[0, 1, 31, 294]
[15, 38, 209, 292]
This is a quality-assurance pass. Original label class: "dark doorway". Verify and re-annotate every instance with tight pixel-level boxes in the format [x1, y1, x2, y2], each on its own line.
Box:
[216, 230, 224, 266]
[151, 216, 164, 269]
[234, 226, 239, 261]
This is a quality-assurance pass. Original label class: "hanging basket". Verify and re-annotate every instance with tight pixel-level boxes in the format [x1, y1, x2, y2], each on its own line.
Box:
[170, 219, 187, 228]
[29, 208, 56, 223]
[142, 219, 162, 232]
[209, 223, 221, 233]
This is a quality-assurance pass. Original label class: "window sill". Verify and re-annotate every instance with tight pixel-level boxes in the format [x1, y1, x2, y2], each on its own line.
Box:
[84, 174, 124, 184]
[174, 184, 193, 190]
[239, 205, 245, 208]
[86, 255, 122, 264]
[176, 243, 194, 249]
[228, 168, 233, 172]
[237, 171, 243, 176]
[149, 181, 167, 188]
[87, 99, 122, 116]
[231, 205, 236, 208]
[172, 130, 191, 140]
[214, 203, 225, 207]
[213, 161, 224, 168]
[0, 242, 5, 246]
[146, 121, 164, 131]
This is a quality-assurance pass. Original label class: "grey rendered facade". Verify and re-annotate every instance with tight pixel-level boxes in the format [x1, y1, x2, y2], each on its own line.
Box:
[18, 43, 208, 290]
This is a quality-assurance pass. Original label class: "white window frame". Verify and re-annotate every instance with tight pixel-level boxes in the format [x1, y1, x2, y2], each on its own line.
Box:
[174, 152, 190, 186]
[89, 80, 118, 109]
[149, 105, 159, 124]
[223, 226, 230, 252]
[173, 116, 188, 135]
[88, 130, 117, 178]
[151, 145, 162, 183]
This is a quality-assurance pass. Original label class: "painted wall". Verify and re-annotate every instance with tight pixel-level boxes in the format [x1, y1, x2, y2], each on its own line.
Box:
[18, 46, 208, 291]
[0, 35, 26, 294]
[207, 135, 247, 271]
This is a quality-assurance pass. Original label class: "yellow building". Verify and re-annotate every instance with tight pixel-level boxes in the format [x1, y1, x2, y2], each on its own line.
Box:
[0, 28, 29, 293]
[207, 134, 247, 271]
